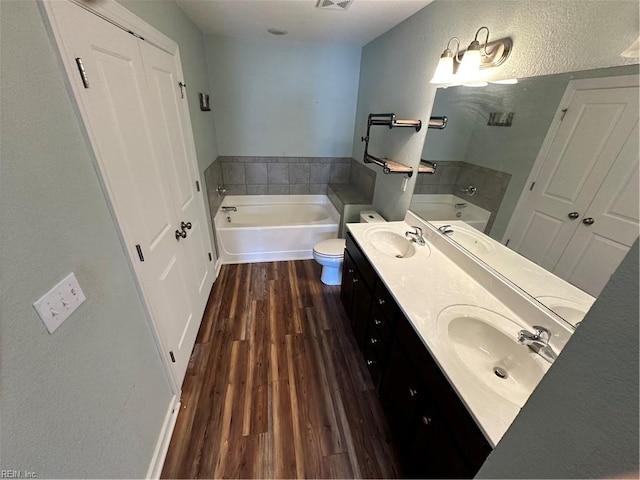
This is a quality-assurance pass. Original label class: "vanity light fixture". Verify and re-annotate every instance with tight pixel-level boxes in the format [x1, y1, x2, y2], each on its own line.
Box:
[430, 26, 512, 86]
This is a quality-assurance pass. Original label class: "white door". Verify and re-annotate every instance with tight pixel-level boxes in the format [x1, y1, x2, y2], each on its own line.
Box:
[139, 41, 214, 321]
[553, 122, 639, 296]
[507, 77, 639, 290]
[45, 0, 213, 386]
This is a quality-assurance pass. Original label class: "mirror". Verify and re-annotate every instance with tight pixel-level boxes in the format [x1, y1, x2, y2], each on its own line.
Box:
[412, 64, 639, 325]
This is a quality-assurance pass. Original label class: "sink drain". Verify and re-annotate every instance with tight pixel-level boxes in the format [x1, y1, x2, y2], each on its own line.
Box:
[493, 367, 508, 379]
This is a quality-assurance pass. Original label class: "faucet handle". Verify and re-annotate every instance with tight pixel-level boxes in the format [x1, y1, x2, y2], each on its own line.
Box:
[533, 326, 551, 342]
[411, 226, 423, 235]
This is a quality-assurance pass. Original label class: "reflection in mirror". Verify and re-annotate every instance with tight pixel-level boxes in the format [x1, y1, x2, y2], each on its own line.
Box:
[412, 65, 639, 326]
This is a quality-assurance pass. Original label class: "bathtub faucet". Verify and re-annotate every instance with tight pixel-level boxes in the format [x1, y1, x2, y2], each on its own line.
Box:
[460, 185, 477, 196]
[216, 185, 228, 196]
[438, 224, 454, 236]
[221, 206, 237, 212]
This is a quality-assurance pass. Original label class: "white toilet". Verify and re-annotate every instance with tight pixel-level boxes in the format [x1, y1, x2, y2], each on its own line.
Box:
[313, 210, 385, 285]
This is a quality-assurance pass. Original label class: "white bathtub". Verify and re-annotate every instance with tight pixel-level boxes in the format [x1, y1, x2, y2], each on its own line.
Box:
[214, 195, 340, 264]
[409, 194, 491, 232]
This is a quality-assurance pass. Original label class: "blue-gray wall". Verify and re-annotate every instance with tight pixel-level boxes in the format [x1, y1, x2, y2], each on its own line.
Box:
[0, 1, 173, 476]
[354, 0, 639, 222]
[204, 34, 361, 156]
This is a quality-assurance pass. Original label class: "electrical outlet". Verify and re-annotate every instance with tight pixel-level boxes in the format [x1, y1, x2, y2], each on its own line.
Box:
[33, 273, 86, 334]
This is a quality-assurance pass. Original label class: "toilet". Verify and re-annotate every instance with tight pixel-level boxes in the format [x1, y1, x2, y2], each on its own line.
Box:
[313, 210, 386, 285]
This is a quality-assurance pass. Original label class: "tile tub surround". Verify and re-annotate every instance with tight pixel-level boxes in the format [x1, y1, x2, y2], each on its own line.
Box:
[215, 156, 353, 196]
[415, 161, 511, 234]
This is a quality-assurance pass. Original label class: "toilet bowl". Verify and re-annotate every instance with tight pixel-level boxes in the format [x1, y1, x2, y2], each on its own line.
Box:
[313, 239, 347, 285]
[313, 210, 386, 285]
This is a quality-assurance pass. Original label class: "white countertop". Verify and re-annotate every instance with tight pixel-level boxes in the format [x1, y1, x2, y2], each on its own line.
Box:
[347, 212, 575, 447]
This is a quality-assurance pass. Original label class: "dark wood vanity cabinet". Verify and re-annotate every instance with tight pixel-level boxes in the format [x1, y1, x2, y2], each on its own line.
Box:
[341, 232, 492, 478]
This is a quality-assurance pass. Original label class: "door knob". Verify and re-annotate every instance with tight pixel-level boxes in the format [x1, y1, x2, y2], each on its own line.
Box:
[568, 212, 580, 220]
[582, 217, 595, 225]
[181, 221, 192, 230]
[175, 229, 187, 240]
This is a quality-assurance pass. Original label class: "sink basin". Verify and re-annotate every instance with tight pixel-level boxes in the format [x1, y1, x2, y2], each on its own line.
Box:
[445, 226, 495, 256]
[437, 305, 549, 407]
[366, 229, 420, 259]
[535, 296, 592, 327]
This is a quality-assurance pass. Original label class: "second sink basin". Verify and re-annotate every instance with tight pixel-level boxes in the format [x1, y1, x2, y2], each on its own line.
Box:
[437, 305, 549, 407]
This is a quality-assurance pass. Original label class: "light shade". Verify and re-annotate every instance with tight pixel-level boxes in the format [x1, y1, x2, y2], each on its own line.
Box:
[430, 51, 455, 85]
[458, 42, 482, 80]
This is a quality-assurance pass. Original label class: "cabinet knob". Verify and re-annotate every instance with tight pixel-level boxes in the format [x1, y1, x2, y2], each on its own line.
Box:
[378, 298, 385, 305]
[348, 268, 354, 274]
[352, 277, 358, 283]
[582, 217, 595, 225]
[422, 416, 432, 426]
[374, 318, 382, 326]
[366, 359, 377, 366]
[370, 337, 379, 345]
[409, 388, 418, 397]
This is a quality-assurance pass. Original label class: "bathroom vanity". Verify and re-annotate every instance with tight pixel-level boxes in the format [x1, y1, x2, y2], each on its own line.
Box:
[341, 211, 575, 478]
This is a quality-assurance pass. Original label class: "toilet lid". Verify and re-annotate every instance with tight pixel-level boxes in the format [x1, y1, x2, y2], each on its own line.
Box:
[313, 239, 346, 257]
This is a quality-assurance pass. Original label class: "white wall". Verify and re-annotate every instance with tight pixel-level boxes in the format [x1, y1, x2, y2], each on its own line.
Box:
[354, 0, 639, 221]
[205, 35, 361, 157]
[0, 1, 173, 476]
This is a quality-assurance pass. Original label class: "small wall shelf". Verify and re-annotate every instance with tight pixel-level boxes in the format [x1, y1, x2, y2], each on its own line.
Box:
[362, 113, 436, 177]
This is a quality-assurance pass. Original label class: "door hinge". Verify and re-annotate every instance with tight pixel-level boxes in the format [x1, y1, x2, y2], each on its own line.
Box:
[169, 351, 176, 363]
[75, 58, 90, 88]
[195, 180, 200, 192]
[178, 81, 187, 99]
[560, 108, 568, 121]
[135, 244, 144, 262]
[208, 252, 212, 261]
[529, 181, 536, 191]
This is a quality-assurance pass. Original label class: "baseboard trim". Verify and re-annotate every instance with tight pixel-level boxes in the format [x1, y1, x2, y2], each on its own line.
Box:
[146, 395, 180, 479]
[215, 258, 222, 279]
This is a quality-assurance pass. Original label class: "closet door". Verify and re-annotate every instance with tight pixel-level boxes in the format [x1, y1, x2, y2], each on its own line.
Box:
[553, 119, 639, 296]
[508, 83, 639, 271]
[139, 41, 214, 316]
[45, 0, 203, 386]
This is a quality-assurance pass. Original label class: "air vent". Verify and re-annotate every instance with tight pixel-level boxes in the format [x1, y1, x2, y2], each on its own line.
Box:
[316, 0, 354, 11]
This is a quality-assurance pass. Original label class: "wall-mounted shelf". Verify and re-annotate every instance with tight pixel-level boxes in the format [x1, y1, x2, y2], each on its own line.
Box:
[362, 113, 435, 178]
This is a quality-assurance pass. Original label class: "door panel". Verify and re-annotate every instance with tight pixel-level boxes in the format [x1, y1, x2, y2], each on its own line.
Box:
[509, 82, 639, 281]
[553, 120, 639, 296]
[139, 41, 213, 314]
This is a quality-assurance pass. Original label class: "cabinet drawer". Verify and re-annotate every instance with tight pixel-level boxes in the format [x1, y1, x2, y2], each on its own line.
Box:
[370, 305, 393, 345]
[373, 280, 400, 322]
[346, 233, 376, 291]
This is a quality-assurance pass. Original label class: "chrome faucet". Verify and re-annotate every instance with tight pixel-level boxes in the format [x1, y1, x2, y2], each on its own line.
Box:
[459, 185, 477, 196]
[518, 326, 557, 363]
[216, 185, 228, 196]
[438, 224, 454, 236]
[405, 226, 426, 246]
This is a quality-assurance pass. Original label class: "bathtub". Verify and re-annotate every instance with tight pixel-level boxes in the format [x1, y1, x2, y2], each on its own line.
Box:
[409, 194, 491, 232]
[214, 195, 340, 264]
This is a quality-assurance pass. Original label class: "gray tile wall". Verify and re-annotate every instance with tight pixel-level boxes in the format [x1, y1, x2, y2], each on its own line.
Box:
[415, 160, 511, 232]
[214, 156, 352, 196]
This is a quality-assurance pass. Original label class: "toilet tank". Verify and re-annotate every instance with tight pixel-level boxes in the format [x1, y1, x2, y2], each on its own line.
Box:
[359, 210, 386, 223]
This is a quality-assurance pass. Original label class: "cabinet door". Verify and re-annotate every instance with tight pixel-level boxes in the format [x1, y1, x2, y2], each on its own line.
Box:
[351, 273, 372, 351]
[340, 250, 356, 314]
[379, 341, 422, 447]
[407, 408, 472, 479]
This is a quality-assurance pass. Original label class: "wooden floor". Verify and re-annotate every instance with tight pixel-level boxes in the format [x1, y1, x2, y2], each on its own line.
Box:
[161, 260, 400, 479]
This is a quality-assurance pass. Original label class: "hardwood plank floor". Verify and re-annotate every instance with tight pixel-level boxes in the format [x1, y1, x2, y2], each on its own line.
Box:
[162, 260, 400, 479]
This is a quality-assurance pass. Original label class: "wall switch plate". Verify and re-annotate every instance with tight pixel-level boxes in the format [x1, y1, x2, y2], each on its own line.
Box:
[33, 273, 86, 334]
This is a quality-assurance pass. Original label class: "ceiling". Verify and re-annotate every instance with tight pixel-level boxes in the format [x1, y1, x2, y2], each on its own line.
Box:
[175, 0, 434, 46]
